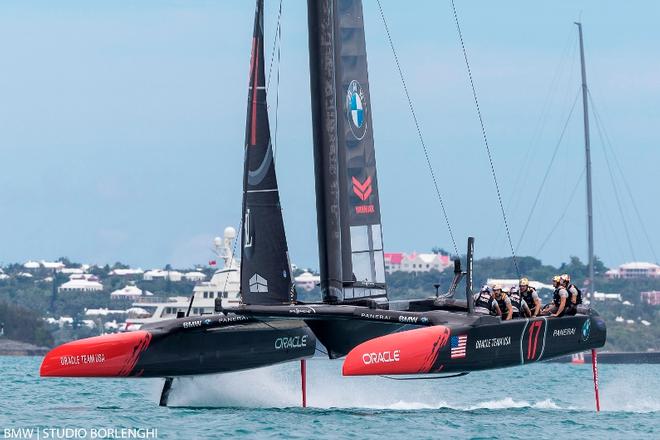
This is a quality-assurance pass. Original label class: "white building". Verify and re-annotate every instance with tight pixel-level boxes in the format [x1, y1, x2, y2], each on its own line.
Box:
[60, 268, 84, 275]
[606, 262, 660, 279]
[109, 268, 144, 276]
[58, 277, 103, 292]
[45, 316, 74, 327]
[41, 260, 65, 270]
[592, 292, 623, 301]
[23, 261, 40, 269]
[85, 308, 127, 316]
[184, 271, 207, 282]
[143, 270, 183, 282]
[295, 272, 321, 291]
[384, 252, 451, 274]
[110, 285, 153, 300]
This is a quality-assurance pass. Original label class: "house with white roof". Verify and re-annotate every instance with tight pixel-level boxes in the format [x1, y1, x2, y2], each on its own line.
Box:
[143, 269, 183, 282]
[58, 277, 103, 292]
[110, 268, 145, 276]
[41, 260, 65, 270]
[184, 271, 206, 282]
[110, 285, 153, 300]
[295, 272, 321, 291]
[60, 268, 84, 275]
[23, 261, 40, 269]
[85, 308, 127, 316]
[592, 292, 623, 302]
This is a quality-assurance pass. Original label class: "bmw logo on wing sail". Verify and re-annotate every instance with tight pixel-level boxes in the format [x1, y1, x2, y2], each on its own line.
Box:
[346, 80, 368, 140]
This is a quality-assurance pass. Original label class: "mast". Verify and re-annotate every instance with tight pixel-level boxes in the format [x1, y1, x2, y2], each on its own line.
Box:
[307, 0, 387, 304]
[575, 22, 595, 294]
[239, 0, 296, 305]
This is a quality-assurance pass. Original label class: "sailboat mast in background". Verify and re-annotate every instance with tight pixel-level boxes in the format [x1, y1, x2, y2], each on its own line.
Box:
[575, 22, 595, 295]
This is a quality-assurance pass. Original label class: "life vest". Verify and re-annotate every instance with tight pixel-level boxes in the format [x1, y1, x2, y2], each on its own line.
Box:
[495, 295, 509, 317]
[509, 291, 523, 316]
[568, 284, 583, 305]
[521, 288, 537, 312]
[552, 287, 564, 307]
[474, 291, 494, 313]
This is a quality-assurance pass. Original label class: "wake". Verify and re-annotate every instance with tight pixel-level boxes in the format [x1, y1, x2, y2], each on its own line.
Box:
[154, 361, 660, 413]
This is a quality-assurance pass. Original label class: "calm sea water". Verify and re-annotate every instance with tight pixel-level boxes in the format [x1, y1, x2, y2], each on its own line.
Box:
[0, 356, 658, 439]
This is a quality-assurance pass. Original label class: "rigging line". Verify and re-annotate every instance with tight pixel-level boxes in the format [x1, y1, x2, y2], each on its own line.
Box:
[266, 0, 283, 93]
[589, 96, 637, 261]
[588, 91, 657, 263]
[449, 0, 519, 275]
[489, 31, 580, 258]
[535, 169, 584, 255]
[593, 184, 626, 263]
[507, 26, 578, 215]
[375, 0, 459, 256]
[516, 90, 580, 251]
[272, 1, 282, 161]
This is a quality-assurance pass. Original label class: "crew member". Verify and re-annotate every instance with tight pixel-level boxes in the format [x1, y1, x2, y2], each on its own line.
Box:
[543, 275, 569, 317]
[519, 277, 541, 317]
[508, 285, 530, 318]
[561, 274, 582, 310]
[473, 285, 499, 315]
[492, 285, 512, 320]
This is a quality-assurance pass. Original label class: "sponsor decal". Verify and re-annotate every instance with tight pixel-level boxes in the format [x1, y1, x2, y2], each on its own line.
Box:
[203, 319, 212, 326]
[420, 316, 429, 324]
[525, 320, 544, 361]
[362, 350, 400, 365]
[244, 209, 253, 248]
[218, 315, 250, 324]
[360, 312, 391, 321]
[582, 320, 591, 341]
[60, 353, 106, 366]
[275, 335, 308, 350]
[475, 336, 511, 350]
[249, 273, 268, 293]
[398, 315, 419, 324]
[352, 176, 375, 215]
[552, 327, 576, 337]
[355, 204, 375, 214]
[288, 307, 316, 315]
[346, 80, 368, 139]
[451, 335, 468, 359]
[183, 320, 202, 329]
[352, 176, 372, 201]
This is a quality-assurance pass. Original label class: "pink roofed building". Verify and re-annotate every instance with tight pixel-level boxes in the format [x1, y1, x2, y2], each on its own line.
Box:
[640, 291, 660, 306]
[384, 252, 450, 274]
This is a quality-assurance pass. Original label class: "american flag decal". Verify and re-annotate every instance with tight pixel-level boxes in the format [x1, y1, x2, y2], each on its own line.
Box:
[450, 335, 467, 359]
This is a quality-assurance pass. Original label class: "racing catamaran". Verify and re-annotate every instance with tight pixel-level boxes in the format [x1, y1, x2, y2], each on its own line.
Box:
[226, 0, 607, 378]
[40, 0, 315, 402]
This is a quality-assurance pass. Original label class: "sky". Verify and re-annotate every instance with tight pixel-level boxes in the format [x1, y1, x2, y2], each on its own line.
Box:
[0, 0, 658, 270]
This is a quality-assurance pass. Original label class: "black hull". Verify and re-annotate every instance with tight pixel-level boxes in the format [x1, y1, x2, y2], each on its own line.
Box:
[41, 315, 316, 378]
[342, 314, 606, 375]
[227, 303, 606, 374]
